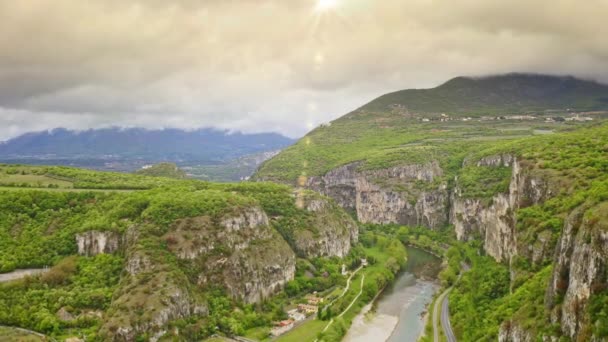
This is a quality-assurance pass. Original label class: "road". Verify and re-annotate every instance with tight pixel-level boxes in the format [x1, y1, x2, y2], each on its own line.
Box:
[432, 287, 451, 342]
[440, 294, 456, 342]
[0, 268, 48, 283]
[433, 263, 470, 342]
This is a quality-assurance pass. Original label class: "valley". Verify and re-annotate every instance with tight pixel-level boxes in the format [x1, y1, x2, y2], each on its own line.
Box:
[1, 74, 607, 342]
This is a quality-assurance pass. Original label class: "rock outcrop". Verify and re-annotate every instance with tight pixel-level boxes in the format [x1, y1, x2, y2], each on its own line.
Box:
[101, 225, 207, 342]
[546, 203, 608, 340]
[307, 161, 449, 229]
[498, 321, 534, 342]
[165, 207, 296, 304]
[76, 230, 120, 256]
[451, 156, 552, 262]
[293, 194, 359, 258]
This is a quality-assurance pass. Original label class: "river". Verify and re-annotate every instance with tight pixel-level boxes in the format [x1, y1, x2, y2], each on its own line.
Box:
[343, 247, 442, 342]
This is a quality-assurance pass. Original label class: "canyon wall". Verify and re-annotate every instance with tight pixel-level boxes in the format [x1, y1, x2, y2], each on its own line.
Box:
[306, 161, 449, 229]
[307, 155, 606, 341]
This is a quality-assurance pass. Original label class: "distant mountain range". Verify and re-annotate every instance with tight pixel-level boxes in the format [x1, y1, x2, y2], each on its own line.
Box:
[0, 128, 295, 175]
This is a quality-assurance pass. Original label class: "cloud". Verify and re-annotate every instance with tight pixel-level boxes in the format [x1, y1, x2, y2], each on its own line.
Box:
[0, 0, 606, 140]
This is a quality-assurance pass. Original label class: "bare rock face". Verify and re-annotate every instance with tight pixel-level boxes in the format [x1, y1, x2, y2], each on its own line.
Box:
[76, 231, 120, 256]
[546, 203, 608, 340]
[307, 161, 449, 229]
[293, 194, 359, 258]
[165, 206, 296, 304]
[498, 321, 533, 342]
[451, 157, 551, 262]
[101, 225, 207, 342]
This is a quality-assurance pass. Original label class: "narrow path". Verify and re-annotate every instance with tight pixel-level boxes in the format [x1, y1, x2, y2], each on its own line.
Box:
[316, 274, 365, 340]
[0, 325, 56, 341]
[0, 268, 48, 283]
[322, 266, 363, 313]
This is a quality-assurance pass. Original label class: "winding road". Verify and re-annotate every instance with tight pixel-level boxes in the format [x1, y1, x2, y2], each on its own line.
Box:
[0, 269, 57, 341]
[433, 263, 470, 342]
[432, 287, 451, 342]
[0, 268, 47, 283]
[440, 294, 456, 342]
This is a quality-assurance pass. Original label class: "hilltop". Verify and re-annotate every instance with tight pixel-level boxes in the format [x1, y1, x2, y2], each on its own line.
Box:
[359, 73, 608, 116]
[255, 74, 608, 183]
[255, 73, 608, 341]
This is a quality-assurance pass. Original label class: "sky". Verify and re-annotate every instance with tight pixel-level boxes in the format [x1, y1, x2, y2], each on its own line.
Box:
[1, 0, 607, 140]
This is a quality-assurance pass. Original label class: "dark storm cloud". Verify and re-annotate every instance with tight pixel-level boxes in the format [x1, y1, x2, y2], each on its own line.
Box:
[0, 0, 606, 140]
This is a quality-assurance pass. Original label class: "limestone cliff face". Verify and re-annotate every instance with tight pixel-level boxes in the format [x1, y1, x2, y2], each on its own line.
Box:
[292, 195, 359, 258]
[76, 230, 120, 256]
[101, 226, 207, 342]
[307, 161, 449, 229]
[498, 321, 534, 342]
[165, 207, 296, 304]
[546, 203, 608, 340]
[451, 155, 552, 262]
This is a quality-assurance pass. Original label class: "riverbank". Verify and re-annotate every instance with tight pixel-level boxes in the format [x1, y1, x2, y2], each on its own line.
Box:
[343, 247, 442, 342]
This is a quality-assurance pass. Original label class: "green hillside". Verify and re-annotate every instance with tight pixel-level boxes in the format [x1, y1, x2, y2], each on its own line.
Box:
[135, 162, 187, 179]
[255, 74, 608, 184]
[361, 73, 608, 116]
[0, 164, 408, 341]
[254, 74, 608, 341]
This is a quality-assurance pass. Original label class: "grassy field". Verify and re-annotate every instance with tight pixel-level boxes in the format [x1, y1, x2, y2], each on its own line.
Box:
[0, 174, 73, 188]
[0, 326, 45, 341]
[275, 319, 327, 342]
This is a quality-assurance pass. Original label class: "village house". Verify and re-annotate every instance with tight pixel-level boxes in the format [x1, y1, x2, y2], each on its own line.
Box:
[287, 308, 306, 322]
[298, 304, 319, 315]
[306, 294, 324, 305]
[270, 319, 295, 337]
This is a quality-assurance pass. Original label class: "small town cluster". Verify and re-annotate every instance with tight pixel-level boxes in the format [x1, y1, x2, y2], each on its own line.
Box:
[269, 258, 368, 338]
[270, 294, 324, 337]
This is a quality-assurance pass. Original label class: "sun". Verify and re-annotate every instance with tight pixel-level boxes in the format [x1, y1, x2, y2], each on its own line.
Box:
[315, 0, 339, 12]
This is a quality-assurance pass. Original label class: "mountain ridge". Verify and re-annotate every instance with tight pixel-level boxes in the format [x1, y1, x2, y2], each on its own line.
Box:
[0, 127, 294, 161]
[357, 73, 608, 116]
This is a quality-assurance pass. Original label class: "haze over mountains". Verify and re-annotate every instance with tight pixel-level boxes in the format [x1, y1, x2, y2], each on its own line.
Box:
[0, 127, 295, 176]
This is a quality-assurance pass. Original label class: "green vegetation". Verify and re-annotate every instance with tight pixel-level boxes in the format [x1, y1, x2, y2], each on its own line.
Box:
[0, 164, 385, 340]
[135, 162, 187, 179]
[276, 226, 408, 342]
[361, 74, 608, 116]
[0, 254, 123, 340]
[256, 75, 608, 184]
[449, 243, 553, 340]
[0, 327, 45, 341]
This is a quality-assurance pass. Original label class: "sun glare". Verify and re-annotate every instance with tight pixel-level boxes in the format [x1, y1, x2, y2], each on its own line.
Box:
[315, 0, 339, 12]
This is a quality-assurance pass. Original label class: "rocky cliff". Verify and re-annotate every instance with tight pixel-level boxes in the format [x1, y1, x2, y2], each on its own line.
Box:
[292, 193, 359, 258]
[546, 202, 608, 340]
[165, 207, 296, 304]
[76, 230, 121, 256]
[450, 155, 552, 262]
[306, 161, 449, 229]
[101, 225, 207, 342]
[498, 321, 533, 342]
[99, 199, 358, 341]
[306, 152, 608, 340]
